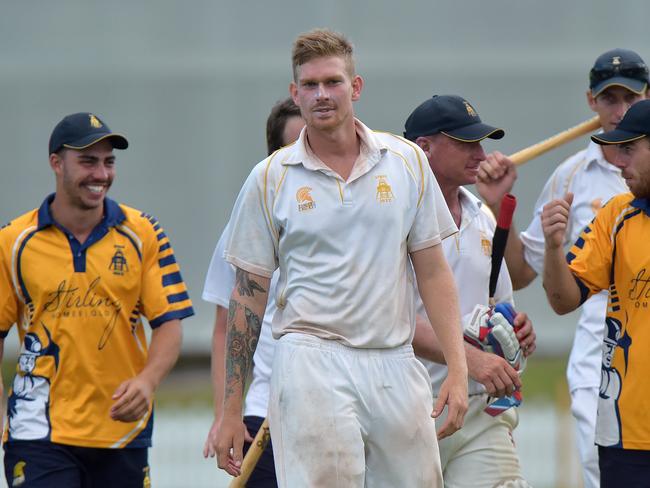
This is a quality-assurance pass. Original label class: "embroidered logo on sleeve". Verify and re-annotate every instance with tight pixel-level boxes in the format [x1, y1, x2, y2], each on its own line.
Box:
[296, 187, 316, 212]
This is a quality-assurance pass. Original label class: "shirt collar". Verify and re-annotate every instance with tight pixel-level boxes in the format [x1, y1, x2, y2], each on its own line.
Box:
[583, 139, 620, 174]
[631, 196, 650, 216]
[281, 119, 388, 174]
[37, 193, 126, 230]
[459, 187, 482, 214]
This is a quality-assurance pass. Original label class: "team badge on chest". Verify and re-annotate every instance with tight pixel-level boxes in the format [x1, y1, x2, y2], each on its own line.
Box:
[480, 231, 492, 256]
[109, 245, 129, 275]
[375, 175, 394, 203]
[296, 186, 316, 212]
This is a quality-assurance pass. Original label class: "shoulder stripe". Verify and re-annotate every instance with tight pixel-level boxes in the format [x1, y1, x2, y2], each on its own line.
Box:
[275, 165, 289, 193]
[386, 134, 426, 207]
[11, 225, 38, 304]
[562, 156, 588, 195]
[156, 232, 167, 241]
[610, 206, 640, 244]
[263, 152, 281, 242]
[159, 242, 171, 253]
[116, 225, 143, 261]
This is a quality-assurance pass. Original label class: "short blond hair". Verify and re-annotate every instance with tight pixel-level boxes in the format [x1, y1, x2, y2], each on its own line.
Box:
[292, 28, 355, 80]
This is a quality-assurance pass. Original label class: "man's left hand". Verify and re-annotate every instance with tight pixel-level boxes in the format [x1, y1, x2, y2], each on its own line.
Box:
[110, 375, 154, 422]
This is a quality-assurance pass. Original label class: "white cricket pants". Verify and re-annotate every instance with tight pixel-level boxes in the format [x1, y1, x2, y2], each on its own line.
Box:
[570, 386, 600, 488]
[435, 394, 530, 488]
[268, 333, 443, 487]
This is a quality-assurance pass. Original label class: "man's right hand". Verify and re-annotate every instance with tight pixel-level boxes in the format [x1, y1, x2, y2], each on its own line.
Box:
[466, 347, 521, 398]
[204, 416, 253, 459]
[541, 193, 574, 249]
[216, 414, 247, 477]
[476, 151, 517, 212]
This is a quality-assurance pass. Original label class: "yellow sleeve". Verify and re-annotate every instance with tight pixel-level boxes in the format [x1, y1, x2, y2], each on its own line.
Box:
[137, 214, 194, 328]
[567, 199, 618, 303]
[0, 225, 19, 337]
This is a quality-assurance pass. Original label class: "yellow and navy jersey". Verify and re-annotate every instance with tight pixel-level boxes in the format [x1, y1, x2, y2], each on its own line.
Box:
[568, 192, 650, 450]
[0, 194, 194, 448]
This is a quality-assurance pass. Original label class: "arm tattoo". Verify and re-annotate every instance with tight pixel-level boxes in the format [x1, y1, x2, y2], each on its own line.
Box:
[224, 296, 264, 402]
[235, 268, 266, 297]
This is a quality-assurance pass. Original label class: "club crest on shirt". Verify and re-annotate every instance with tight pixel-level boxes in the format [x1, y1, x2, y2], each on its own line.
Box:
[376, 175, 394, 203]
[591, 198, 603, 214]
[480, 231, 492, 256]
[296, 186, 315, 212]
[109, 245, 128, 275]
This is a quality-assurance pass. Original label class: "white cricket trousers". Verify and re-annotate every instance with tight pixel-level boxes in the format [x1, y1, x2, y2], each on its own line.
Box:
[570, 386, 600, 488]
[268, 333, 443, 487]
[436, 394, 529, 488]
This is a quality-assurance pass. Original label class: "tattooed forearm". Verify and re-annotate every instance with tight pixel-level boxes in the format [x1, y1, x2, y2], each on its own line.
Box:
[235, 268, 266, 297]
[224, 298, 263, 402]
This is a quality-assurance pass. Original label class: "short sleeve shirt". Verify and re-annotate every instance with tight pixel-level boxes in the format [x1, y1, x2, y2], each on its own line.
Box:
[0, 195, 194, 448]
[520, 142, 627, 391]
[418, 188, 514, 395]
[224, 120, 457, 348]
[568, 193, 650, 450]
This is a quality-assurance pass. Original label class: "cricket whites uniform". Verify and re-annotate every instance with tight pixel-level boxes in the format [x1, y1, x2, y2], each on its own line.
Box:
[519, 141, 626, 488]
[0, 196, 193, 461]
[224, 120, 457, 487]
[417, 188, 529, 488]
[203, 220, 278, 486]
[567, 193, 650, 451]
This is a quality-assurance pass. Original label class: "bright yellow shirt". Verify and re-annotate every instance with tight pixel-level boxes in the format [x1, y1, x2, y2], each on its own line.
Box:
[568, 193, 650, 450]
[0, 195, 194, 448]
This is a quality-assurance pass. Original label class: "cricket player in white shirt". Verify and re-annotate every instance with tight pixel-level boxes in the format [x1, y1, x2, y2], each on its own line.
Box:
[202, 98, 304, 487]
[215, 29, 468, 487]
[477, 48, 649, 487]
[405, 95, 536, 488]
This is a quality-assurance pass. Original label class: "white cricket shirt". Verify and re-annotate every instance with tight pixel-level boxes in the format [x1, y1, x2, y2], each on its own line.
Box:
[520, 141, 627, 391]
[418, 188, 514, 396]
[224, 120, 457, 349]
[202, 220, 276, 418]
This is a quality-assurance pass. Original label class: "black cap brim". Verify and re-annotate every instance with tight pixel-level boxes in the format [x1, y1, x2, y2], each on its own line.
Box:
[61, 133, 129, 151]
[441, 123, 505, 143]
[591, 130, 646, 145]
[592, 77, 647, 97]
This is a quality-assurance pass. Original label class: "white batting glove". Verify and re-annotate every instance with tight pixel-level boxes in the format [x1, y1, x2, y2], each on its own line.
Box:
[463, 304, 525, 371]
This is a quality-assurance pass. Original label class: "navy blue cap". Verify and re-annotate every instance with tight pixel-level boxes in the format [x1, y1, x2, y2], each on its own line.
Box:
[590, 49, 649, 97]
[404, 95, 504, 142]
[592, 99, 650, 145]
[48, 112, 128, 154]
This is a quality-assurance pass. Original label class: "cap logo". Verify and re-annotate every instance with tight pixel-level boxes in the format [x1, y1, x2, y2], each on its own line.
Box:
[611, 56, 621, 66]
[89, 114, 102, 129]
[463, 101, 477, 117]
